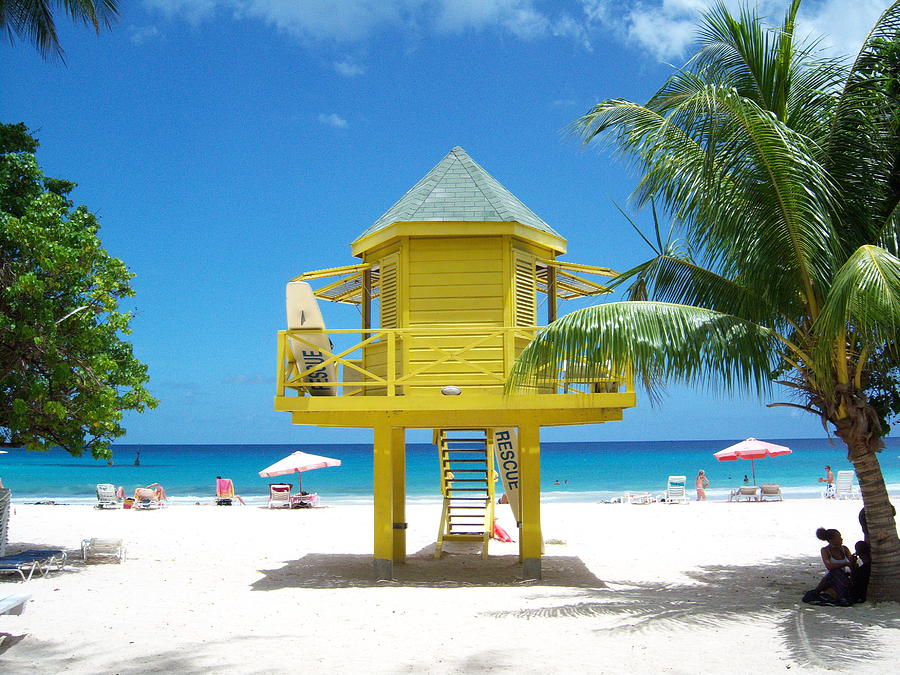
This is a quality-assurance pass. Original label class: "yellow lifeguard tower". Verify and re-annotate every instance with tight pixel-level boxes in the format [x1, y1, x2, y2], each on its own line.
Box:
[275, 147, 635, 579]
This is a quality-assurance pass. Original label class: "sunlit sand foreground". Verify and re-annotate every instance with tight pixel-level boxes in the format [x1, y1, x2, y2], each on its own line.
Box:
[1, 499, 898, 673]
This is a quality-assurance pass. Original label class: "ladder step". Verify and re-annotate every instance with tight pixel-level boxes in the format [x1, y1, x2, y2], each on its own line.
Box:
[443, 459, 488, 464]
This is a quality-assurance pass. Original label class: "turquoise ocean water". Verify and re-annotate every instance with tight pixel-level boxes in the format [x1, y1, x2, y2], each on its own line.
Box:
[1, 438, 899, 505]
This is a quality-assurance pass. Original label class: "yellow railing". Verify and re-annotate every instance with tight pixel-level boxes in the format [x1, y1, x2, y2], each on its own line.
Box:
[276, 327, 631, 398]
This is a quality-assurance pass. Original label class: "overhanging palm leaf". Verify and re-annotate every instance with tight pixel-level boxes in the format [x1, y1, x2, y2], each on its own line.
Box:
[815, 245, 900, 367]
[510, 302, 780, 396]
[1, 0, 118, 58]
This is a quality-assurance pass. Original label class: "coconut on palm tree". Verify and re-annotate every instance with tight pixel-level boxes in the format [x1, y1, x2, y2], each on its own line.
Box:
[1, 0, 118, 59]
[511, 0, 900, 602]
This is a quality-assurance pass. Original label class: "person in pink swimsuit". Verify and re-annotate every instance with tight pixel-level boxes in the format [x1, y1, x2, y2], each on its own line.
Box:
[695, 470, 710, 501]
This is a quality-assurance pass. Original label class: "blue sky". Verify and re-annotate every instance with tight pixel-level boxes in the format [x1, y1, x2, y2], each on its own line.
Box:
[1, 0, 890, 447]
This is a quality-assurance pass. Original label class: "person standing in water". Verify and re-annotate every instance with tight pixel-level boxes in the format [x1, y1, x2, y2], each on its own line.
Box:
[695, 470, 710, 501]
[134, 451, 141, 466]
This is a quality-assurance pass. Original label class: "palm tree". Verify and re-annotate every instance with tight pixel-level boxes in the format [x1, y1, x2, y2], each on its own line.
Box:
[1, 0, 118, 59]
[511, 0, 900, 602]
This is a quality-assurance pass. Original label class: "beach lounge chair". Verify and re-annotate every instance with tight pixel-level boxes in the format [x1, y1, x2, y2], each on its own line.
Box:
[665, 476, 690, 504]
[730, 485, 760, 502]
[835, 471, 860, 500]
[95, 483, 120, 509]
[268, 483, 292, 509]
[0, 592, 31, 615]
[132, 497, 163, 510]
[624, 492, 655, 505]
[216, 477, 236, 506]
[759, 484, 783, 501]
[81, 538, 126, 563]
[0, 549, 67, 581]
[290, 492, 319, 508]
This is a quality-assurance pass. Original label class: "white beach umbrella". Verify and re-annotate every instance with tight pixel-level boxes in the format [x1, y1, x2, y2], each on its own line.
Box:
[258, 451, 341, 492]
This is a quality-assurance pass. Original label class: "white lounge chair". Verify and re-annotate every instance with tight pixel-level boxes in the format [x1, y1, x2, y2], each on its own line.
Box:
[268, 483, 292, 509]
[0, 592, 31, 615]
[95, 483, 120, 509]
[835, 471, 860, 500]
[665, 476, 690, 504]
[730, 485, 760, 502]
[759, 484, 783, 501]
[81, 538, 126, 563]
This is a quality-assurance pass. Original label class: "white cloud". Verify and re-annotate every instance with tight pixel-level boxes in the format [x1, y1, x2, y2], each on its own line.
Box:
[318, 113, 349, 128]
[141, 1, 892, 62]
[143, 0, 594, 47]
[334, 58, 366, 77]
[583, 0, 892, 62]
[143, 0, 220, 24]
[129, 25, 161, 45]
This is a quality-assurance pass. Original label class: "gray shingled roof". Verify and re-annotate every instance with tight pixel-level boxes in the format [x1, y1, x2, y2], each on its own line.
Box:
[356, 146, 562, 240]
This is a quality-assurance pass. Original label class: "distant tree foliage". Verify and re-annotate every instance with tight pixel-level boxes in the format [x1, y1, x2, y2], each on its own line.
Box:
[0, 0, 118, 59]
[0, 122, 156, 458]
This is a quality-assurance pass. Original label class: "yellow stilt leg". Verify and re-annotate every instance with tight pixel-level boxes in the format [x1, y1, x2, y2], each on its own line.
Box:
[392, 427, 406, 563]
[373, 423, 394, 580]
[518, 421, 542, 580]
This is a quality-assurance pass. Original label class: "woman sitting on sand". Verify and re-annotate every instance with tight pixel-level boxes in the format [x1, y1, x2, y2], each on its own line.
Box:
[809, 527, 856, 605]
[134, 482, 166, 503]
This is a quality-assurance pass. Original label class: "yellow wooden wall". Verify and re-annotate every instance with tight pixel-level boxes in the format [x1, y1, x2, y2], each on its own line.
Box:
[406, 236, 505, 394]
[360, 233, 555, 396]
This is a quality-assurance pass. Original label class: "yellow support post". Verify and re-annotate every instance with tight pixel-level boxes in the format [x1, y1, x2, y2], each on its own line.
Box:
[392, 427, 406, 563]
[518, 421, 542, 580]
[373, 422, 394, 580]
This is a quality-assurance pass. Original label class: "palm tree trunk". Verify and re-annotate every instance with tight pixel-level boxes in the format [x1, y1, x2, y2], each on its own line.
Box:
[848, 449, 900, 602]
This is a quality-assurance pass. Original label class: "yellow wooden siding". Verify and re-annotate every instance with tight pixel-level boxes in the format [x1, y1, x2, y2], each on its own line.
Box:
[407, 236, 505, 386]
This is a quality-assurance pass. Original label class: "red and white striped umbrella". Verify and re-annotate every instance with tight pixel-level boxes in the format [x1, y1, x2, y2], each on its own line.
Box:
[714, 438, 791, 485]
[259, 451, 341, 492]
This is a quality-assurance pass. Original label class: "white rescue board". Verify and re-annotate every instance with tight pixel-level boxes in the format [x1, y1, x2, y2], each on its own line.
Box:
[286, 281, 337, 396]
[493, 427, 521, 522]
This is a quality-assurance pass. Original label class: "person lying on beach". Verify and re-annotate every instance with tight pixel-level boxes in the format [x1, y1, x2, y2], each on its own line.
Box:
[806, 527, 856, 606]
[134, 483, 166, 503]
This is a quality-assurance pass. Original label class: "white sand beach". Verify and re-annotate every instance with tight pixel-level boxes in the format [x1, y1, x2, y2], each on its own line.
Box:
[2, 498, 899, 674]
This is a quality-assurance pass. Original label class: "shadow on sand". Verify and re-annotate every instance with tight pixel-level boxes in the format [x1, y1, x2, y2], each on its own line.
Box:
[484, 555, 900, 670]
[251, 543, 606, 590]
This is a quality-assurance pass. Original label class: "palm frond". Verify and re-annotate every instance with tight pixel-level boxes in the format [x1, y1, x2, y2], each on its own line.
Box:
[824, 1, 900, 250]
[815, 245, 900, 367]
[508, 302, 780, 398]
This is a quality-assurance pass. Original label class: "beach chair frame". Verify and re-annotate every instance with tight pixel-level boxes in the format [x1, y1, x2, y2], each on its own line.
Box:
[758, 484, 783, 502]
[268, 483, 293, 509]
[95, 483, 120, 509]
[82, 538, 126, 563]
[0, 549, 68, 582]
[834, 471, 860, 500]
[0, 592, 31, 615]
[729, 486, 760, 502]
[665, 476, 690, 504]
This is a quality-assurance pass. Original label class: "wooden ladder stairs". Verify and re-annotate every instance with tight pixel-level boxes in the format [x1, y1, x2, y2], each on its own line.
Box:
[434, 428, 496, 558]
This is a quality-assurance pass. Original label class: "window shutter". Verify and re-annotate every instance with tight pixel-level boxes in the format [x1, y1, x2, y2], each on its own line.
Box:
[514, 253, 536, 327]
[379, 253, 399, 328]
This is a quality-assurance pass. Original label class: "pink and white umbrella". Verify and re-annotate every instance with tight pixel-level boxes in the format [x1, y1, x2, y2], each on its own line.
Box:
[259, 451, 341, 492]
[714, 438, 791, 485]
